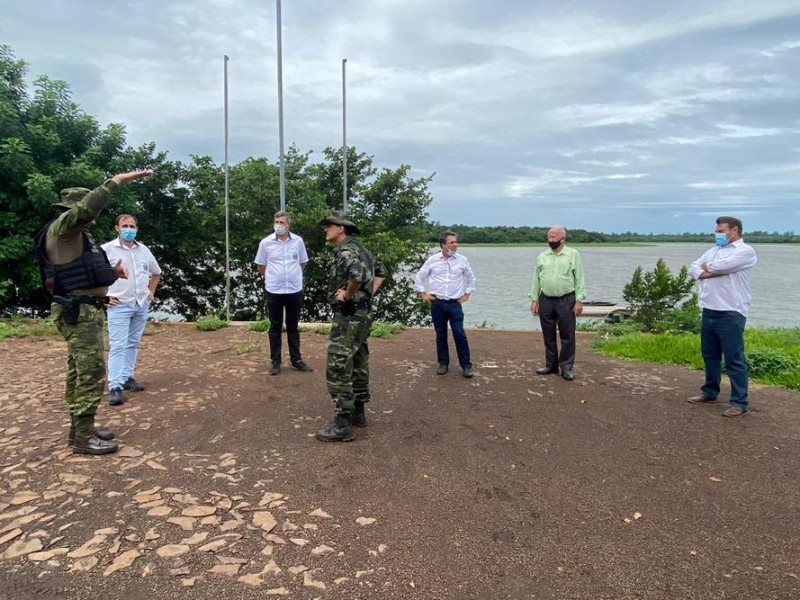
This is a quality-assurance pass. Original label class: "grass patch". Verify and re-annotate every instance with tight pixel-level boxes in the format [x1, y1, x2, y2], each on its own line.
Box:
[195, 315, 229, 331]
[592, 327, 800, 391]
[236, 333, 260, 355]
[249, 319, 271, 332]
[370, 322, 406, 338]
[0, 317, 59, 340]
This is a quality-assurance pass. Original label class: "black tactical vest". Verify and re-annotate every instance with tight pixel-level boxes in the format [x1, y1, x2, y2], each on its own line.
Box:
[34, 220, 118, 295]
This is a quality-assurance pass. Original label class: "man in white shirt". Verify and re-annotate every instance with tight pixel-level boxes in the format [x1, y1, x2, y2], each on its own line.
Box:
[687, 216, 757, 417]
[254, 211, 312, 376]
[414, 230, 477, 378]
[102, 214, 162, 406]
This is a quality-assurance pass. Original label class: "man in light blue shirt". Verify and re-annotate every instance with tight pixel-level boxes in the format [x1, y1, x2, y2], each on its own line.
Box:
[687, 216, 757, 417]
[102, 214, 162, 406]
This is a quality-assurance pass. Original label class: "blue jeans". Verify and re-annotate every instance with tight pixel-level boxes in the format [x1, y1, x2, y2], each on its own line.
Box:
[107, 301, 150, 390]
[430, 300, 471, 368]
[700, 308, 748, 408]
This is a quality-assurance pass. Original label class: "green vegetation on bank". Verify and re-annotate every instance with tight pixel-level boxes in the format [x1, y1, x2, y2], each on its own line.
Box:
[427, 224, 799, 245]
[458, 242, 650, 248]
[588, 326, 800, 391]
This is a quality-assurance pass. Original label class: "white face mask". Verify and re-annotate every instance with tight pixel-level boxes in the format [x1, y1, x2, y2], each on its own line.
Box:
[445, 249, 457, 257]
[274, 224, 288, 236]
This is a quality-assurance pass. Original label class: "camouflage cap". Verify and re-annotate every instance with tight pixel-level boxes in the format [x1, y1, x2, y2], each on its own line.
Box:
[54, 187, 91, 209]
[320, 211, 360, 235]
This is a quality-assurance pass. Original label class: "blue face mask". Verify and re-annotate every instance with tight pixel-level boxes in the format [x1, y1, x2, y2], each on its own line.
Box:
[120, 228, 137, 242]
[714, 233, 728, 247]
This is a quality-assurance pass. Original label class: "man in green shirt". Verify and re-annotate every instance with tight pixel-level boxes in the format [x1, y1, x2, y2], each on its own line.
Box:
[529, 226, 587, 381]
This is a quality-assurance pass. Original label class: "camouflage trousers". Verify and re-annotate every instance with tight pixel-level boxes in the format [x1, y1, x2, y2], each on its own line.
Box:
[327, 309, 372, 415]
[52, 302, 105, 432]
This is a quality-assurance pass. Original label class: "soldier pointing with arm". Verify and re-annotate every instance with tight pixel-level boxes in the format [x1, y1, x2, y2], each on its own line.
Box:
[34, 170, 152, 455]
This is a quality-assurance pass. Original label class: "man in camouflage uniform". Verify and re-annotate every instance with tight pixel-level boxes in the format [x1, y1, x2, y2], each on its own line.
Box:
[316, 213, 385, 442]
[35, 170, 152, 455]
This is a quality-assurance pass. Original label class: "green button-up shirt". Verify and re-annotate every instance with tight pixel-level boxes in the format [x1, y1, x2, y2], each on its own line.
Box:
[529, 245, 587, 301]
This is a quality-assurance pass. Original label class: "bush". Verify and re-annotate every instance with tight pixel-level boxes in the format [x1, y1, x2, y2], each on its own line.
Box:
[623, 258, 695, 332]
[195, 315, 229, 331]
[249, 319, 271, 332]
[650, 295, 701, 334]
[747, 348, 798, 377]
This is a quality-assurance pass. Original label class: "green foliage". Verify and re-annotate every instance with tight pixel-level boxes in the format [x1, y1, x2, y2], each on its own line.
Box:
[195, 315, 229, 331]
[747, 348, 798, 377]
[592, 327, 800, 391]
[370, 322, 406, 338]
[622, 259, 696, 332]
[249, 319, 271, 332]
[236, 333, 260, 355]
[0, 316, 58, 339]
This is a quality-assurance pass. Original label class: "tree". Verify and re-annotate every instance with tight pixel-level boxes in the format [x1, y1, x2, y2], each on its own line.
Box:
[622, 258, 697, 332]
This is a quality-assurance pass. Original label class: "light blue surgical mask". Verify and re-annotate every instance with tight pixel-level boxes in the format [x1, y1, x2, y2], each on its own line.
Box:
[714, 233, 728, 247]
[274, 225, 288, 236]
[120, 228, 137, 242]
[446, 249, 457, 257]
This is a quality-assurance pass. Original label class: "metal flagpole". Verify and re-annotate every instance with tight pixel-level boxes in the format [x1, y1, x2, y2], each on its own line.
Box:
[276, 0, 286, 211]
[224, 54, 231, 321]
[342, 58, 347, 213]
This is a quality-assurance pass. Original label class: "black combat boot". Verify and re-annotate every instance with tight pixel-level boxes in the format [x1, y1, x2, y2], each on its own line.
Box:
[72, 434, 119, 455]
[315, 414, 355, 442]
[351, 401, 367, 427]
[72, 415, 119, 455]
[67, 426, 115, 446]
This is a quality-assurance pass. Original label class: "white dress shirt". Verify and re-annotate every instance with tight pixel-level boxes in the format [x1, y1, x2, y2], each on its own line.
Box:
[689, 238, 757, 316]
[253, 232, 309, 294]
[414, 251, 477, 299]
[102, 239, 162, 307]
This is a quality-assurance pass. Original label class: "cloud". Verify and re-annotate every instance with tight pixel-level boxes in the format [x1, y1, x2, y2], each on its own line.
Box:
[3, 0, 800, 233]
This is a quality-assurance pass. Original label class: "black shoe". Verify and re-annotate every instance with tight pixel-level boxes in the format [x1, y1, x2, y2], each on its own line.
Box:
[462, 366, 474, 378]
[123, 377, 145, 392]
[315, 415, 355, 442]
[352, 402, 367, 428]
[68, 427, 115, 446]
[269, 363, 281, 376]
[72, 434, 119, 455]
[561, 369, 575, 381]
[437, 364, 448, 375]
[536, 367, 558, 375]
[109, 388, 125, 406]
[291, 361, 313, 373]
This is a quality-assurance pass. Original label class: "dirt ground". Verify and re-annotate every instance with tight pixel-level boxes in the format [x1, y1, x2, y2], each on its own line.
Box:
[1, 323, 799, 600]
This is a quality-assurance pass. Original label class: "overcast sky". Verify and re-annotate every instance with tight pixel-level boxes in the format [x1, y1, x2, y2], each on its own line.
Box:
[3, 0, 800, 233]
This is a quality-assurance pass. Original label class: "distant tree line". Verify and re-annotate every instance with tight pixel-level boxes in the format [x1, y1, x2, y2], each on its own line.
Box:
[425, 225, 798, 245]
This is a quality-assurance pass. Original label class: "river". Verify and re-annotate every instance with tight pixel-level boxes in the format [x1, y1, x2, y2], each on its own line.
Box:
[458, 243, 799, 329]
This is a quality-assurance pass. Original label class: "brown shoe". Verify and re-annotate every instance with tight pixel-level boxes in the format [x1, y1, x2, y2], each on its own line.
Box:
[722, 406, 748, 417]
[686, 395, 718, 404]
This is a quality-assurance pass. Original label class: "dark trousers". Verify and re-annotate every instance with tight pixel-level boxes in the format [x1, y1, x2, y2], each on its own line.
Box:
[430, 299, 471, 368]
[538, 292, 576, 371]
[266, 291, 303, 365]
[700, 308, 749, 408]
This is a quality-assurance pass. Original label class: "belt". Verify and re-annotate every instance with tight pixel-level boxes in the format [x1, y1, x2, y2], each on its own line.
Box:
[433, 298, 460, 303]
[54, 294, 106, 308]
[331, 299, 372, 313]
[541, 291, 575, 300]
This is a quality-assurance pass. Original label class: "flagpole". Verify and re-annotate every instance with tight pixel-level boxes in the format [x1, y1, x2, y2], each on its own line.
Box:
[342, 58, 347, 213]
[276, 0, 286, 211]
[223, 54, 231, 321]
